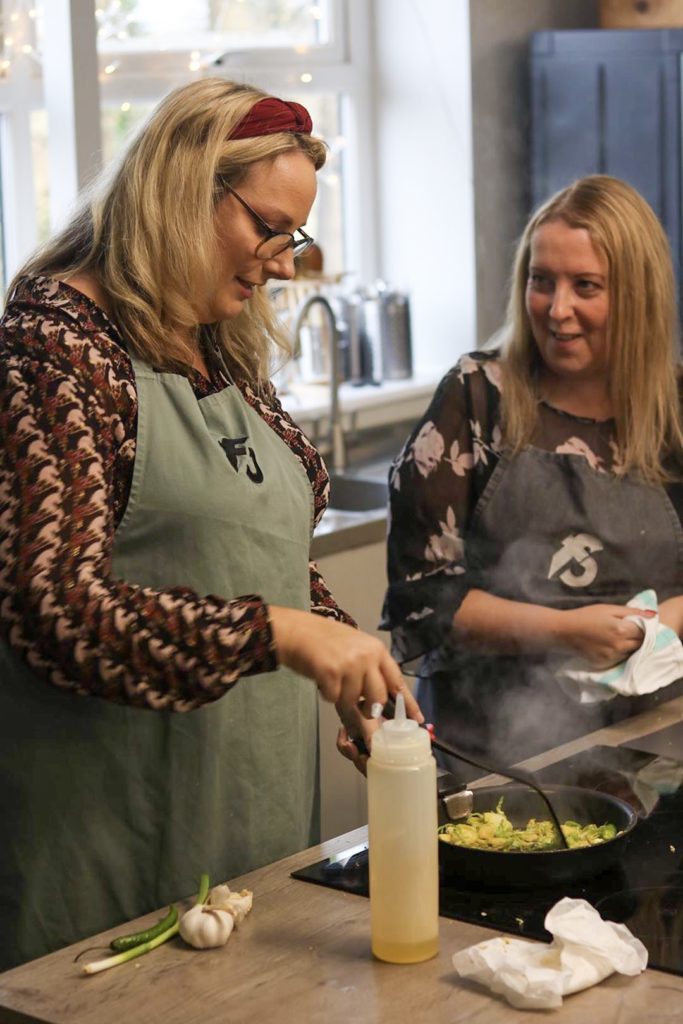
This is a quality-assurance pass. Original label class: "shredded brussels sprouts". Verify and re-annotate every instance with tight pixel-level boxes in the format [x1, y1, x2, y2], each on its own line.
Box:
[438, 798, 619, 852]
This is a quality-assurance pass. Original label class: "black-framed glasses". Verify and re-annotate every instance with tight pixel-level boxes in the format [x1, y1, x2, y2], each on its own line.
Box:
[222, 181, 315, 261]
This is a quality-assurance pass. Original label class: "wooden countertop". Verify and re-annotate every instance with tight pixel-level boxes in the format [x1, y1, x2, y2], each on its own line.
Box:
[2, 697, 683, 1024]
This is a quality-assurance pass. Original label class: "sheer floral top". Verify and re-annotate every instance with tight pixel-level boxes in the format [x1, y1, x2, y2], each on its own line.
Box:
[0, 276, 353, 710]
[382, 350, 683, 664]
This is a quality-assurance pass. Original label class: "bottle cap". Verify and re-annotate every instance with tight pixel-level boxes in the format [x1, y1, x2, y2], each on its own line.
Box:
[370, 693, 431, 766]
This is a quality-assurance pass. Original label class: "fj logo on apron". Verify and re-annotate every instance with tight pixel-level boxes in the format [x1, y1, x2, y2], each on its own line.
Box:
[548, 532, 603, 588]
[219, 436, 264, 484]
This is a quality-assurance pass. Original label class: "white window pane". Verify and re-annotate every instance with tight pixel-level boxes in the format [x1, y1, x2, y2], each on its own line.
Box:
[0, 129, 5, 289]
[101, 101, 153, 166]
[289, 91, 344, 276]
[96, 0, 331, 55]
[2, 1, 40, 64]
[29, 109, 49, 244]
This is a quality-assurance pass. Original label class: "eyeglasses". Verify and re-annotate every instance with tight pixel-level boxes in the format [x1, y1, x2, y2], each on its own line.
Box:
[222, 181, 315, 261]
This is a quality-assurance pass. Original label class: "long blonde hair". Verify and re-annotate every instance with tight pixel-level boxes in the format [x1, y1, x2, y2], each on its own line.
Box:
[11, 78, 327, 385]
[501, 174, 683, 483]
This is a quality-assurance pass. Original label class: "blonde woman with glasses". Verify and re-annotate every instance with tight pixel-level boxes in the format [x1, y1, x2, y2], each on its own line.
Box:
[0, 77, 420, 970]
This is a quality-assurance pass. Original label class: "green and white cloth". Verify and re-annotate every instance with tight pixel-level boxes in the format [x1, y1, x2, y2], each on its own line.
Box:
[556, 590, 683, 704]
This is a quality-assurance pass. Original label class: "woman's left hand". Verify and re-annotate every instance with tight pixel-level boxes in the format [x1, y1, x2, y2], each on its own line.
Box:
[658, 596, 683, 638]
[335, 694, 389, 776]
[336, 723, 373, 776]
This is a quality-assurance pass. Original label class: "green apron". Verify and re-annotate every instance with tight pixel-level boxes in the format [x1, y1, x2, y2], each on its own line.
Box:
[0, 357, 318, 970]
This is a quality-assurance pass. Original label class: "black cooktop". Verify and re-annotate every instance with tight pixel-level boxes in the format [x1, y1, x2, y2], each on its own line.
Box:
[292, 736, 683, 977]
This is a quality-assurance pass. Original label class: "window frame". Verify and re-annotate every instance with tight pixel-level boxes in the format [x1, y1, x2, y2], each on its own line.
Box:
[0, 0, 378, 288]
[96, 0, 348, 71]
[0, 71, 42, 280]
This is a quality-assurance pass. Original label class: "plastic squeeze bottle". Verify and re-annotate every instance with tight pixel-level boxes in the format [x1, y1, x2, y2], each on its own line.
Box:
[367, 693, 439, 963]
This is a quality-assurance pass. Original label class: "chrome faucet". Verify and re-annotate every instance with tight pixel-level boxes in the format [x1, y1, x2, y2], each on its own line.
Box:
[293, 294, 346, 474]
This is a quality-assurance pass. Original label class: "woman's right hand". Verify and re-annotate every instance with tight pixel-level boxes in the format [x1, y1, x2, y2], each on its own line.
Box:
[269, 605, 422, 725]
[558, 603, 652, 669]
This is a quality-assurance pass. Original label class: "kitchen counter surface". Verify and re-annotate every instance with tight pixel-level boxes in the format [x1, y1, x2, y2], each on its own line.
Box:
[310, 449, 393, 559]
[311, 506, 387, 558]
[2, 697, 683, 1024]
[280, 372, 440, 437]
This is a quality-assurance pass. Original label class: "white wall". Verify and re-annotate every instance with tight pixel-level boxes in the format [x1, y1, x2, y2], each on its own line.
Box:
[469, 0, 598, 344]
[371, 0, 476, 374]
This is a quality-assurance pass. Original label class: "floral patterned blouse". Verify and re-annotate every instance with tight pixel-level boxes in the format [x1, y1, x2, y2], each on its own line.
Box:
[0, 276, 353, 710]
[382, 350, 683, 665]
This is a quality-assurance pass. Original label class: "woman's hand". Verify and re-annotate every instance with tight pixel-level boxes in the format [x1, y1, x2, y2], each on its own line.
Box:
[269, 605, 422, 725]
[453, 590, 655, 665]
[658, 596, 683, 638]
[336, 721, 374, 776]
[558, 604, 653, 669]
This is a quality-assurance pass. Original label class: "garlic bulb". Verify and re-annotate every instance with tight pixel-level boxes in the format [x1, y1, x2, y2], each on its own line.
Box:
[179, 904, 234, 949]
[208, 885, 254, 925]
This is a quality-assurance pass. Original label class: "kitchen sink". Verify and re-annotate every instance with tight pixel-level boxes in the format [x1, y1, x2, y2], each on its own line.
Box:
[327, 474, 389, 513]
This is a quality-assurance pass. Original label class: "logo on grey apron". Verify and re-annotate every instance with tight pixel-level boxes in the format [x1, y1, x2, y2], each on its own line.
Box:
[219, 436, 264, 484]
[548, 533, 603, 588]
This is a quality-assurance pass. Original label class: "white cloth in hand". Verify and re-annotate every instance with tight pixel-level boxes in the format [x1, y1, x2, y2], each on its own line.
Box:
[452, 897, 648, 1010]
[555, 590, 683, 704]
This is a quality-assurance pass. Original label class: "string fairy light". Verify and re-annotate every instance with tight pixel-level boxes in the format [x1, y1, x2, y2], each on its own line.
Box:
[0, 2, 330, 81]
[0, 0, 141, 78]
[0, 0, 41, 78]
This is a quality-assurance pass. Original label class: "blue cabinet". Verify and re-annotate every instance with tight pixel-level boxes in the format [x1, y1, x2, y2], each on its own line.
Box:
[531, 29, 683, 284]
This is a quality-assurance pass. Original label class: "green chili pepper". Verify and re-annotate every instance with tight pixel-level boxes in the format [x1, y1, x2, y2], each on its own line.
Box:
[110, 904, 178, 951]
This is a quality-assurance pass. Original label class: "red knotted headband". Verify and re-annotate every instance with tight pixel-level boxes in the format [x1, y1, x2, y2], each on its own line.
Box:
[230, 97, 313, 140]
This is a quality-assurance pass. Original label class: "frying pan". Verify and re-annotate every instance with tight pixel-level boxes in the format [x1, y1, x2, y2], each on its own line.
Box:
[438, 782, 637, 888]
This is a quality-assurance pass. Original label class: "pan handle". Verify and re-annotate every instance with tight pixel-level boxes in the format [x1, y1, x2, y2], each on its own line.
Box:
[437, 771, 474, 821]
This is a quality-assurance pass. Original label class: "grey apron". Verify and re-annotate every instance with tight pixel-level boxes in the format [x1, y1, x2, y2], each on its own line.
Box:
[0, 356, 318, 970]
[417, 446, 683, 767]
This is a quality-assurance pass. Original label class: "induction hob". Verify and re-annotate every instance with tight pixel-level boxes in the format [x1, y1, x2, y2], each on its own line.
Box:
[292, 740, 683, 977]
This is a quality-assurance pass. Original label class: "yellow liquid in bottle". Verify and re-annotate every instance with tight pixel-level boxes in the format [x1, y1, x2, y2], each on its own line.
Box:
[372, 936, 439, 965]
[368, 761, 439, 965]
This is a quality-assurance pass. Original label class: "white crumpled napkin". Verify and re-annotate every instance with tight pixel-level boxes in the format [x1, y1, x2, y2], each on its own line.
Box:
[556, 590, 683, 704]
[452, 897, 648, 1010]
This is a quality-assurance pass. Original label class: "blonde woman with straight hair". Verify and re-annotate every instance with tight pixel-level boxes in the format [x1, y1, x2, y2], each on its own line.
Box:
[0, 77, 420, 970]
[503, 174, 683, 484]
[378, 174, 683, 777]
